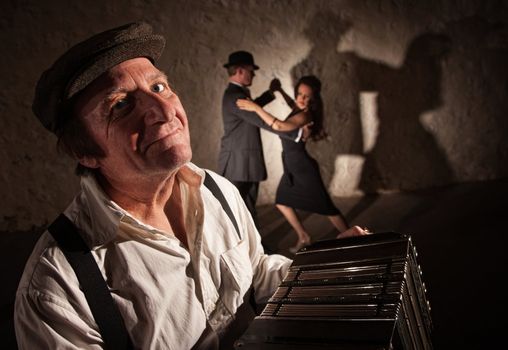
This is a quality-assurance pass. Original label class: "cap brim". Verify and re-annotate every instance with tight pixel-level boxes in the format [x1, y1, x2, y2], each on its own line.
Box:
[66, 35, 165, 98]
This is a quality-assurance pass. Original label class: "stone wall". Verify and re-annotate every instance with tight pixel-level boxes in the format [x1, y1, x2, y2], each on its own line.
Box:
[1, 0, 507, 231]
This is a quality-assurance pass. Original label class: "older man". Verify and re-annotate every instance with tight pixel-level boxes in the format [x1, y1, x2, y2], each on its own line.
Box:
[15, 23, 291, 349]
[16, 22, 369, 350]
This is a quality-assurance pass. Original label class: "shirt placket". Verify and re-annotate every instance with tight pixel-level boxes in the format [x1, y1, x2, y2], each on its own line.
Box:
[183, 180, 220, 319]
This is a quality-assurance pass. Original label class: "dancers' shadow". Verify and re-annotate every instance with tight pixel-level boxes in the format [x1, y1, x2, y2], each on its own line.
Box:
[291, 12, 455, 223]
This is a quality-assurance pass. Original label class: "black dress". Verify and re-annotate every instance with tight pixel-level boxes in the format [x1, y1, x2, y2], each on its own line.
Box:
[275, 111, 341, 215]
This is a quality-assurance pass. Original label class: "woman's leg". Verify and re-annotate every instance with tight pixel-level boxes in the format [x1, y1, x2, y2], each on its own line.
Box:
[276, 204, 311, 249]
[327, 214, 349, 233]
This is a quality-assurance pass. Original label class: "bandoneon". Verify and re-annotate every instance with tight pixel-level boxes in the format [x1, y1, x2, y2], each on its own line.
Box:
[235, 232, 433, 349]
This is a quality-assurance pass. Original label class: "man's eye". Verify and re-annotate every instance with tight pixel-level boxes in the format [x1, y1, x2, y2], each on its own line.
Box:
[152, 83, 166, 93]
[113, 99, 129, 110]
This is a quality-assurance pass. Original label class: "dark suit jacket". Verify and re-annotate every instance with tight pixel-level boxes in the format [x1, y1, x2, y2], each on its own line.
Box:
[218, 83, 300, 182]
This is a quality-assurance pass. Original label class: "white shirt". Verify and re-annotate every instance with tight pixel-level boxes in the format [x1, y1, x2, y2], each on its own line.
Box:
[14, 163, 291, 349]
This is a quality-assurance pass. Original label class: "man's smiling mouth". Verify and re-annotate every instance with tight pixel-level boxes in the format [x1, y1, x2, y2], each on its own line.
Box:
[139, 127, 181, 154]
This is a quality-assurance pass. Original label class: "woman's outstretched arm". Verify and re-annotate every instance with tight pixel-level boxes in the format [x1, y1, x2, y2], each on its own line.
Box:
[270, 78, 296, 110]
[236, 98, 311, 132]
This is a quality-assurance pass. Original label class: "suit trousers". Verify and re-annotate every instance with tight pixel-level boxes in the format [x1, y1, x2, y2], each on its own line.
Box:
[231, 181, 259, 227]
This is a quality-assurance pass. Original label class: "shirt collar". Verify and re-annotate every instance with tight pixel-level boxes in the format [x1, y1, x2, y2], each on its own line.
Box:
[229, 81, 244, 88]
[64, 163, 206, 248]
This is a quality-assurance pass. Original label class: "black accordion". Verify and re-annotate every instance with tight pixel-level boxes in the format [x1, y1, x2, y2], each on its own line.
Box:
[235, 232, 433, 349]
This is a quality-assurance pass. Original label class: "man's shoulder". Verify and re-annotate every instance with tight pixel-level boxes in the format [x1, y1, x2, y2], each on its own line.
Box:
[14, 229, 96, 333]
[224, 83, 245, 97]
[16, 231, 74, 295]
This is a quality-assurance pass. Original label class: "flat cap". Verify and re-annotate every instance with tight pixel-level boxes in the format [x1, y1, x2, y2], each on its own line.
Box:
[32, 22, 165, 133]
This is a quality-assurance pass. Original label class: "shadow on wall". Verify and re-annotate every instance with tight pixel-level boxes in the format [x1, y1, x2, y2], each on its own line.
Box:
[290, 12, 456, 218]
[443, 15, 508, 175]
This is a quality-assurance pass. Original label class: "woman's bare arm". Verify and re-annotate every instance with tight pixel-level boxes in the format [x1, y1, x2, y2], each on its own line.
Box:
[236, 98, 311, 131]
[270, 78, 296, 109]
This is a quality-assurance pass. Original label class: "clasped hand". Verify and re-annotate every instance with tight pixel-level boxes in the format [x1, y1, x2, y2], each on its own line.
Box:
[269, 78, 282, 92]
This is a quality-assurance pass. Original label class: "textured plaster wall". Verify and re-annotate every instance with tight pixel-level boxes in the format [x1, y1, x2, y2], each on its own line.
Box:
[1, 0, 507, 231]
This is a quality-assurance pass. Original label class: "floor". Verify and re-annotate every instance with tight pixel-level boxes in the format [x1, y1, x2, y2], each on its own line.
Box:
[2, 178, 506, 349]
[257, 178, 508, 349]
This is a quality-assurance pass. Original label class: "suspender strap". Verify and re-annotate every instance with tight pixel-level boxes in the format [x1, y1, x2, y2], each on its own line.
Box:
[203, 172, 260, 324]
[204, 171, 241, 240]
[48, 214, 133, 350]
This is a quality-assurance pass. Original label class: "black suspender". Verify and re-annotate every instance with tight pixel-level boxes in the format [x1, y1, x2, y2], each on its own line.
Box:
[48, 215, 133, 350]
[204, 171, 241, 239]
[47, 171, 240, 349]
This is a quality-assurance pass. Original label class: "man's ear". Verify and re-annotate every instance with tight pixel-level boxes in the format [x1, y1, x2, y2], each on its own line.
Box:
[78, 156, 100, 169]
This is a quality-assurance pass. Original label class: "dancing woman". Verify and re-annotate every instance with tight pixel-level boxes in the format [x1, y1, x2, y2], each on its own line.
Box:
[237, 76, 366, 253]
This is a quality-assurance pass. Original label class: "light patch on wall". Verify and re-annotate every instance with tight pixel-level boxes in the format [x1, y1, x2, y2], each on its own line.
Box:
[419, 109, 451, 166]
[336, 29, 355, 52]
[328, 92, 378, 197]
[328, 155, 364, 196]
[419, 111, 436, 133]
[359, 91, 379, 152]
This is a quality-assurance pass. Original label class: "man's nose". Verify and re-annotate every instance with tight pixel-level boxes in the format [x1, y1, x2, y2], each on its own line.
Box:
[139, 92, 175, 125]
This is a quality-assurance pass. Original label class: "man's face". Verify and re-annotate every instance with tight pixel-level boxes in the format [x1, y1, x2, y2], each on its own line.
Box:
[238, 65, 256, 87]
[75, 57, 192, 184]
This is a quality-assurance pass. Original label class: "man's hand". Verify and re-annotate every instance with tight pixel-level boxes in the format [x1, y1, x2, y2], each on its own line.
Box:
[236, 98, 259, 112]
[336, 226, 371, 239]
[301, 121, 314, 142]
[269, 78, 281, 93]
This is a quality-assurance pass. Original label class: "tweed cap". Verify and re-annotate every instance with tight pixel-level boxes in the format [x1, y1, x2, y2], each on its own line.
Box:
[32, 22, 165, 133]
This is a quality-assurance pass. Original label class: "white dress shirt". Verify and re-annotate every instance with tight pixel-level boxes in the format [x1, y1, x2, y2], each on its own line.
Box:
[15, 163, 291, 349]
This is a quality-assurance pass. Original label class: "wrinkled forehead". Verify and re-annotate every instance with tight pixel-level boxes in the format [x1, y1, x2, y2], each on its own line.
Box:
[81, 58, 162, 98]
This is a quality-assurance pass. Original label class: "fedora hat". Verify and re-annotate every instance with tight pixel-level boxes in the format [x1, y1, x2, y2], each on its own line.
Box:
[32, 22, 165, 133]
[223, 50, 259, 70]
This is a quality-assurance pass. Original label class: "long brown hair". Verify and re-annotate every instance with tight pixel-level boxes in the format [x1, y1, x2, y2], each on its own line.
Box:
[294, 75, 327, 141]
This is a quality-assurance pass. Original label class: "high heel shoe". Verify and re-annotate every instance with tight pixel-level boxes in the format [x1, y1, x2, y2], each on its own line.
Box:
[289, 239, 311, 254]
